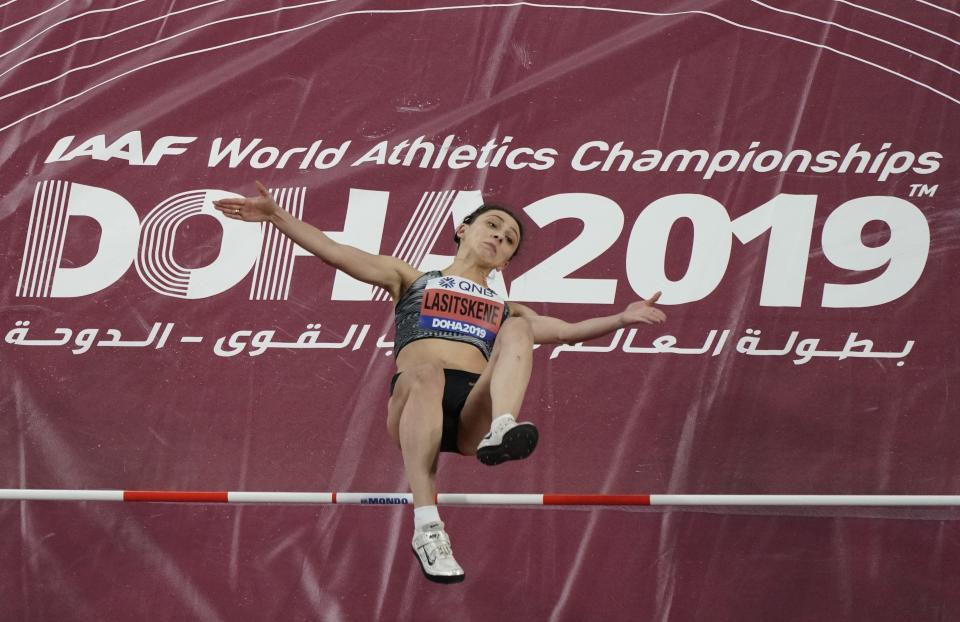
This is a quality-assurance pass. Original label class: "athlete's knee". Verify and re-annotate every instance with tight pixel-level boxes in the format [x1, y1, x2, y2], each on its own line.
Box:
[500, 316, 533, 345]
[404, 363, 445, 396]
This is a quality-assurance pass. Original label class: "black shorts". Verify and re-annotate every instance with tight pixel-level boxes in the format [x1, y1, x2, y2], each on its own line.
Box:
[390, 369, 481, 454]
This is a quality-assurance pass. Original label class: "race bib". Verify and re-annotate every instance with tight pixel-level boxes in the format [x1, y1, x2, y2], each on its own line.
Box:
[419, 275, 506, 344]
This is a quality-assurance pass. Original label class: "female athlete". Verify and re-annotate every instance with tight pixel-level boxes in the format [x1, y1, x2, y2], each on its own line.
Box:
[213, 182, 666, 583]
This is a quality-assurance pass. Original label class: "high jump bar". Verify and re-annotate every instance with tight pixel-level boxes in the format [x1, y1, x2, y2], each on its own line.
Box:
[1, 490, 960, 506]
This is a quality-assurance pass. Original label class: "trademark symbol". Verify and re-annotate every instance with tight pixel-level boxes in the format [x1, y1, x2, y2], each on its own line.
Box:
[908, 183, 938, 198]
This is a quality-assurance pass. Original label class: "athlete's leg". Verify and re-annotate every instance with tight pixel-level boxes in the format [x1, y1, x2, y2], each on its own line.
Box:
[386, 364, 445, 507]
[458, 316, 535, 454]
[387, 365, 465, 583]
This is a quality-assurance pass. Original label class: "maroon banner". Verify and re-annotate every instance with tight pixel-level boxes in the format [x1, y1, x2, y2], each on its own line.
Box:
[2, 1, 958, 620]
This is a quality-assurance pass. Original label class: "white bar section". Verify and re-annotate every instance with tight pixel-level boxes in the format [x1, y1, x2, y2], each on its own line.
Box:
[0, 489, 123, 501]
[227, 492, 333, 504]
[335, 492, 413, 505]
[650, 495, 960, 506]
[438, 493, 544, 505]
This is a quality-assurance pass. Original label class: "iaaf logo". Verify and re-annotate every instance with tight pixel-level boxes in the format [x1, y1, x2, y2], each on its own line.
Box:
[15, 180, 931, 307]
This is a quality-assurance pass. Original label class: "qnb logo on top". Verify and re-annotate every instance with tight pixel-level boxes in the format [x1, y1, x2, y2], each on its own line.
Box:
[16, 181, 484, 301]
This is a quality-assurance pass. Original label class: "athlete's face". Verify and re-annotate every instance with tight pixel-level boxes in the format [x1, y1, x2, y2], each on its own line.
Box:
[459, 211, 521, 269]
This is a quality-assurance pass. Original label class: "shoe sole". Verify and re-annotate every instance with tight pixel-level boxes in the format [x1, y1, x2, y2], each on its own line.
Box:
[411, 548, 465, 584]
[476, 423, 539, 466]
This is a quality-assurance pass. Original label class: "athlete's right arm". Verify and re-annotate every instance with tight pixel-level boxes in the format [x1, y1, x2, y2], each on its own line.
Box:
[213, 181, 419, 300]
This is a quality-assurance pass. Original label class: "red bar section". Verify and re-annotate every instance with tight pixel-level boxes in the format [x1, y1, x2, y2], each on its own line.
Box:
[543, 494, 650, 506]
[123, 490, 229, 503]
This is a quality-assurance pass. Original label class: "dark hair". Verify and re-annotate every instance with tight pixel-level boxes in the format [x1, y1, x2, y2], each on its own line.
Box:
[453, 204, 524, 256]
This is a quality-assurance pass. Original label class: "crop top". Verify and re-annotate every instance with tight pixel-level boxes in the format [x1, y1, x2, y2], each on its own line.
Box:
[393, 271, 510, 360]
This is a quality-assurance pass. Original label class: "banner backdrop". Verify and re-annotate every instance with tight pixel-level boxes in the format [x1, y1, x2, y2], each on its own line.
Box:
[2, 1, 958, 620]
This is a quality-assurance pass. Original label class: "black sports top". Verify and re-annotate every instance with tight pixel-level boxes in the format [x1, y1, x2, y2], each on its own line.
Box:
[394, 271, 510, 359]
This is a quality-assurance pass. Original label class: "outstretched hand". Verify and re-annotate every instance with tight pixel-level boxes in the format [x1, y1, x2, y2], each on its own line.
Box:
[212, 181, 279, 222]
[620, 291, 667, 325]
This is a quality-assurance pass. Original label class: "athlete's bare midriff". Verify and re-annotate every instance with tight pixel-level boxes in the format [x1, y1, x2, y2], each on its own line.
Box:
[395, 337, 489, 375]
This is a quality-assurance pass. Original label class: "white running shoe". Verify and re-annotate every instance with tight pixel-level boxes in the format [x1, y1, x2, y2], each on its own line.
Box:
[476, 414, 539, 466]
[411, 521, 465, 584]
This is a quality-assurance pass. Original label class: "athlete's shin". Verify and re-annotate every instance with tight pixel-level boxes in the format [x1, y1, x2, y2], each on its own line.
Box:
[489, 317, 534, 418]
[399, 413, 441, 507]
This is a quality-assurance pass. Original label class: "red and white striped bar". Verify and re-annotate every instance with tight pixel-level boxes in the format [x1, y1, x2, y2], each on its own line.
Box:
[1, 490, 960, 506]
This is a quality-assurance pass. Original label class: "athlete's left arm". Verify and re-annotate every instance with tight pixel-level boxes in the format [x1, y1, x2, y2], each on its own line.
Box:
[508, 292, 666, 345]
